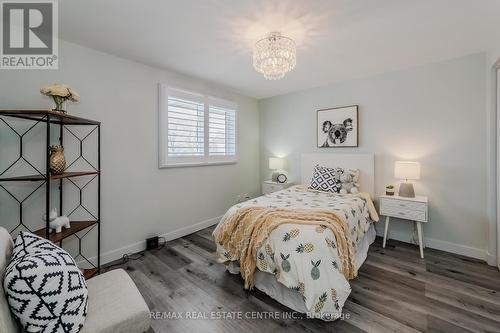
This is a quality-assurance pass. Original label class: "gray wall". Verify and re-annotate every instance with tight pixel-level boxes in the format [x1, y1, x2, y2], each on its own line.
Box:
[259, 53, 488, 259]
[0, 40, 260, 263]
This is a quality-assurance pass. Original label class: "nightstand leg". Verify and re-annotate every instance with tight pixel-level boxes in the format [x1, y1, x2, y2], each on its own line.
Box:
[416, 221, 424, 258]
[383, 216, 390, 248]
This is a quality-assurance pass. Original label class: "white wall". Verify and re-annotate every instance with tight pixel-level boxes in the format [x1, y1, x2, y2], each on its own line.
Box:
[259, 53, 489, 260]
[0, 40, 260, 263]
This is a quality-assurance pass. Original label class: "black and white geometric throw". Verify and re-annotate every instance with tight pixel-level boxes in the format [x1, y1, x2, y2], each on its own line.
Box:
[309, 165, 343, 193]
[4, 232, 88, 333]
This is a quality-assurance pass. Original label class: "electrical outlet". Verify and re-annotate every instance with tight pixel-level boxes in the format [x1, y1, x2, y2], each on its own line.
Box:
[146, 236, 159, 250]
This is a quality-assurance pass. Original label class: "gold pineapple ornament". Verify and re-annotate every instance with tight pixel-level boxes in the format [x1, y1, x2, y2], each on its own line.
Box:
[49, 145, 66, 175]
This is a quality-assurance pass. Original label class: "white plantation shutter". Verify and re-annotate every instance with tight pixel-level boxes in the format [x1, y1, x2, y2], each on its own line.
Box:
[159, 85, 237, 167]
[208, 105, 236, 157]
[167, 96, 204, 157]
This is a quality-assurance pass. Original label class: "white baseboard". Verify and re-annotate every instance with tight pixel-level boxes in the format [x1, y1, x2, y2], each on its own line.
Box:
[486, 252, 497, 266]
[374, 227, 488, 262]
[83, 216, 493, 267]
[82, 215, 222, 267]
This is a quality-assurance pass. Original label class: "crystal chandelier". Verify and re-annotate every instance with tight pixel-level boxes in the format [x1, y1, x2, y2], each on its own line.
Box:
[253, 32, 296, 80]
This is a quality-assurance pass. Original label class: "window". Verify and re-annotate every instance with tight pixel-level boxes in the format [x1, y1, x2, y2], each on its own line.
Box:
[208, 103, 236, 157]
[159, 85, 237, 167]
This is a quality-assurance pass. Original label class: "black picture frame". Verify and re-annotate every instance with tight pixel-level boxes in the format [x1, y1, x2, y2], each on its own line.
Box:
[317, 105, 359, 148]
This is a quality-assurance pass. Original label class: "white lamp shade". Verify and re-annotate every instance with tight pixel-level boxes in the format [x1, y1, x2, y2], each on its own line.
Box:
[394, 161, 420, 180]
[269, 157, 285, 170]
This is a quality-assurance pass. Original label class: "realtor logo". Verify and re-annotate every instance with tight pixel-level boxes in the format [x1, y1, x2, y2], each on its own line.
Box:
[1, 0, 58, 69]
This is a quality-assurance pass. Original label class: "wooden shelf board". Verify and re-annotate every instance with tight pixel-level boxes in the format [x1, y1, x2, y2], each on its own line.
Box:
[50, 171, 99, 180]
[0, 174, 45, 182]
[34, 220, 98, 243]
[0, 109, 100, 125]
[0, 171, 99, 182]
[83, 268, 98, 280]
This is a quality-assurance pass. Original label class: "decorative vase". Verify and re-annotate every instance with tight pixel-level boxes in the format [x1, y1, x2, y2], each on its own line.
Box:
[52, 96, 67, 114]
[49, 145, 66, 175]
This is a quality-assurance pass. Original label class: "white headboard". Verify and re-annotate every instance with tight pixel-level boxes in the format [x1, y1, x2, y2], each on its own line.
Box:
[301, 153, 375, 197]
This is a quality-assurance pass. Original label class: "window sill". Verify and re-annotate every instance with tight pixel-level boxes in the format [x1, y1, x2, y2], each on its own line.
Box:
[159, 160, 237, 169]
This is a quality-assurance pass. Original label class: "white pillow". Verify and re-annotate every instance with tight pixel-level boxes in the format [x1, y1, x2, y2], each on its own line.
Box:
[4, 232, 88, 333]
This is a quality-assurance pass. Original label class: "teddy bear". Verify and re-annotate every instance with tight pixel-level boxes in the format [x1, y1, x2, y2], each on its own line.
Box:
[339, 169, 360, 194]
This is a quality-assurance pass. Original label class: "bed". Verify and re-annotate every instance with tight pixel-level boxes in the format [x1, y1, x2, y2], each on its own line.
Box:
[213, 153, 378, 320]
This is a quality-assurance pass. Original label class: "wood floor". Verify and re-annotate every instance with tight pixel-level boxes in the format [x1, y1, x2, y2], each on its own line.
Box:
[103, 226, 500, 333]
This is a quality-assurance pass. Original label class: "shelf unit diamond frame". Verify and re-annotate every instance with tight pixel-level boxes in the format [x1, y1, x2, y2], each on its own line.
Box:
[0, 110, 101, 279]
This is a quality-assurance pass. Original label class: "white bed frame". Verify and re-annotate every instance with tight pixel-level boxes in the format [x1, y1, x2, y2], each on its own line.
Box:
[300, 153, 375, 198]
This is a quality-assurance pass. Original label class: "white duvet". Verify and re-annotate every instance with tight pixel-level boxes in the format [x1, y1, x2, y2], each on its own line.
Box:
[213, 185, 378, 320]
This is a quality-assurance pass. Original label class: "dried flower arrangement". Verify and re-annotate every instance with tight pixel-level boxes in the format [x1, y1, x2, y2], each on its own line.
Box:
[40, 84, 80, 114]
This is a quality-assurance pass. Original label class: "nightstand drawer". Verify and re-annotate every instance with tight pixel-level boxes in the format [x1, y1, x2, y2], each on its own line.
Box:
[264, 184, 282, 193]
[380, 206, 427, 222]
[380, 198, 426, 213]
[262, 182, 292, 195]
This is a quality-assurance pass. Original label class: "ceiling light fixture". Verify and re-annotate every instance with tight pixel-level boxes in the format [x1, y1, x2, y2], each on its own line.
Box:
[253, 32, 296, 80]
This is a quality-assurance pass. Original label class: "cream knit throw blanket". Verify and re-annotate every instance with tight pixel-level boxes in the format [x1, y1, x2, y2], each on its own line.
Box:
[213, 207, 357, 289]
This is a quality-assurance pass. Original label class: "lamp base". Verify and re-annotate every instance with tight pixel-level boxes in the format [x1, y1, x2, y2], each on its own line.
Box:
[398, 182, 415, 198]
[271, 171, 280, 182]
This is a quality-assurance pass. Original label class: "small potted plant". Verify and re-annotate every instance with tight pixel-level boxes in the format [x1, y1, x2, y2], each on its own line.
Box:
[385, 185, 395, 196]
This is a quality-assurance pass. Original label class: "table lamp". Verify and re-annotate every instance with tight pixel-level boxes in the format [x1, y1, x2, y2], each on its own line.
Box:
[269, 157, 285, 182]
[394, 161, 420, 198]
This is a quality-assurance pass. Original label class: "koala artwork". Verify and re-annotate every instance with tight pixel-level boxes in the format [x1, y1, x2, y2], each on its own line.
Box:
[321, 118, 353, 147]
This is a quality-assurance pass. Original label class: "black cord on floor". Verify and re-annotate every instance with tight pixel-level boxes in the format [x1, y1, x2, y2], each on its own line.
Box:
[104, 236, 168, 269]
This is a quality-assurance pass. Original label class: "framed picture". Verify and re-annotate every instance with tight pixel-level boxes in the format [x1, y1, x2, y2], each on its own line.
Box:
[317, 105, 358, 148]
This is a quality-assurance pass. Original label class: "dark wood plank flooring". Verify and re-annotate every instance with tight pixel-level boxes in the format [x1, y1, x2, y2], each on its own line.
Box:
[103, 226, 500, 333]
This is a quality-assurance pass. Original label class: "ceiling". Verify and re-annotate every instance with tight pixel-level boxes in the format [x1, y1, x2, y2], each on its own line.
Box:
[59, 0, 500, 99]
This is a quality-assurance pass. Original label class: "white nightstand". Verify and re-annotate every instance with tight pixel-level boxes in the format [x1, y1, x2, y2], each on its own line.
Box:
[379, 194, 428, 258]
[262, 181, 293, 195]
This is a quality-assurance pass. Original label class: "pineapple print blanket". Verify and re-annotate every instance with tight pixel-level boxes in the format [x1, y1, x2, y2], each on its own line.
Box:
[213, 207, 356, 289]
[213, 185, 378, 319]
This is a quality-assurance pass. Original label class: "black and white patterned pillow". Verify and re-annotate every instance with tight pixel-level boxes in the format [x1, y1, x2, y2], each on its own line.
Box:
[309, 165, 344, 193]
[4, 232, 88, 333]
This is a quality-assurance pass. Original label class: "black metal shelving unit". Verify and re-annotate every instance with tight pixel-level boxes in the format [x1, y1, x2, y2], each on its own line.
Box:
[0, 110, 101, 279]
